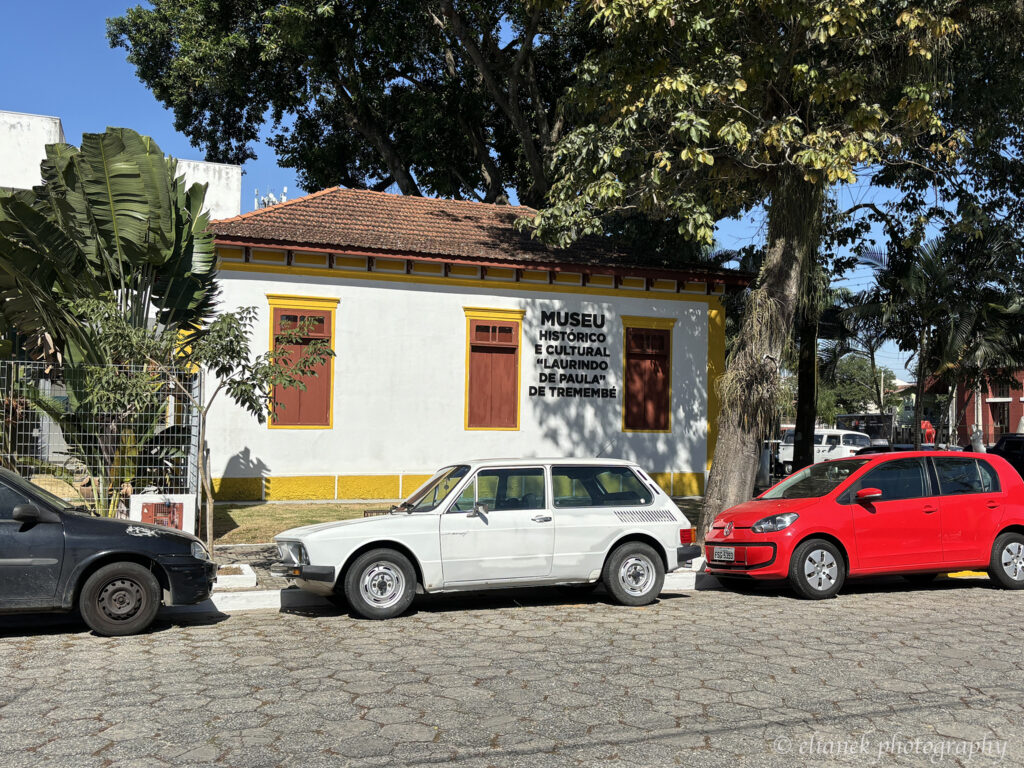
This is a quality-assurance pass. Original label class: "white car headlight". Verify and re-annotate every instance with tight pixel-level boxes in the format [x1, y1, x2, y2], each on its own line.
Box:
[751, 513, 799, 533]
[190, 541, 210, 561]
[277, 541, 309, 565]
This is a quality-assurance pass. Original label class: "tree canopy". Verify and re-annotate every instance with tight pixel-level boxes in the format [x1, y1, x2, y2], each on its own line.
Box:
[524, 0, 1024, 535]
[819, 356, 900, 419]
[108, 0, 597, 207]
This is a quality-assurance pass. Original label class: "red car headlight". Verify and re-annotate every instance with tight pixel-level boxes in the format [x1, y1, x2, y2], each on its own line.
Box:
[751, 513, 799, 533]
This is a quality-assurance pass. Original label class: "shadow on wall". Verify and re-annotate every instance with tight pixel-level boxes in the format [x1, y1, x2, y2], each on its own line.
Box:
[521, 300, 710, 494]
[215, 447, 270, 501]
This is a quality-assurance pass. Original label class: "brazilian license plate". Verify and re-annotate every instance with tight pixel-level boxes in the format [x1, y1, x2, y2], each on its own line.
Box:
[713, 546, 735, 562]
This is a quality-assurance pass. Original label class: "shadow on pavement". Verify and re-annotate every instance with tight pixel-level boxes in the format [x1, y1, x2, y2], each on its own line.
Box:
[716, 573, 996, 599]
[0, 608, 231, 639]
[281, 585, 688, 622]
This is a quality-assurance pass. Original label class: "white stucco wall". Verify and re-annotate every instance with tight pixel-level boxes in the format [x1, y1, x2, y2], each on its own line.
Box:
[177, 159, 242, 219]
[0, 111, 64, 190]
[0, 111, 241, 218]
[206, 268, 713, 493]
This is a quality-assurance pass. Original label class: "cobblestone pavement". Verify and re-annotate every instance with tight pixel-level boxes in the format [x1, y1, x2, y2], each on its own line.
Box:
[1, 578, 1021, 768]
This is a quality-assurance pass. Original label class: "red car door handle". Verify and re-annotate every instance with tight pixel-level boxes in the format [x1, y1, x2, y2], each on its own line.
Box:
[922, 505, 937, 514]
[986, 501, 999, 509]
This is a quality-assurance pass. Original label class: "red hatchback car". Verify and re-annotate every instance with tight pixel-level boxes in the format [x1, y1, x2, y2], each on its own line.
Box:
[705, 451, 1024, 599]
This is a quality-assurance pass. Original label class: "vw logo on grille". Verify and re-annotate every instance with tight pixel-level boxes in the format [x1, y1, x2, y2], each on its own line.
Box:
[723, 522, 734, 537]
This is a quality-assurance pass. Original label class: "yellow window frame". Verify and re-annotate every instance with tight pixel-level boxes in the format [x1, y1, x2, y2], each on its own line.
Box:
[266, 293, 339, 430]
[463, 306, 525, 431]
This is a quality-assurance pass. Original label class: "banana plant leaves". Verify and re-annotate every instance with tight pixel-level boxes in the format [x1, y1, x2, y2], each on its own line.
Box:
[0, 126, 218, 363]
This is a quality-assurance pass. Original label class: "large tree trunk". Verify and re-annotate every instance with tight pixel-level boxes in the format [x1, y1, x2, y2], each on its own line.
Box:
[699, 173, 823, 540]
[794, 311, 818, 471]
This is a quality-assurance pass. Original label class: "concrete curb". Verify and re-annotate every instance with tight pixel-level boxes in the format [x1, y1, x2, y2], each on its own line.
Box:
[214, 563, 258, 589]
[663, 557, 723, 593]
[163, 588, 331, 616]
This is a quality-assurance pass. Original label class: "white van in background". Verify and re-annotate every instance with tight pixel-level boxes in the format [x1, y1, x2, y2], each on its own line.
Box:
[776, 428, 872, 476]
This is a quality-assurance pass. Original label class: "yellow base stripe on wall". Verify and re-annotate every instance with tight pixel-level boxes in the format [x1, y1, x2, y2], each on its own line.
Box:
[211, 470, 708, 502]
[265, 475, 336, 501]
[648, 472, 673, 496]
[336, 475, 402, 500]
[672, 472, 705, 497]
[212, 477, 263, 502]
[400, 475, 434, 496]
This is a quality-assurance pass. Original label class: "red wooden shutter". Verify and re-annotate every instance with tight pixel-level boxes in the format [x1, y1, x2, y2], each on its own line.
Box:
[272, 308, 332, 427]
[624, 328, 670, 430]
[468, 320, 519, 428]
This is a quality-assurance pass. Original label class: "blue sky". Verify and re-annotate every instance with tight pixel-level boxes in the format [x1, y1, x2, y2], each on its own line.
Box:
[1, 2, 912, 380]
[0, 1, 299, 211]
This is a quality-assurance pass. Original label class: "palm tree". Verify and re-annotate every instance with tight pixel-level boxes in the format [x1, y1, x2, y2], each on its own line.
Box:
[821, 292, 893, 414]
[858, 231, 1024, 448]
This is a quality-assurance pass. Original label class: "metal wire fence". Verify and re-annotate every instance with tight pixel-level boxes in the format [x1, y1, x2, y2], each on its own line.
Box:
[0, 361, 201, 517]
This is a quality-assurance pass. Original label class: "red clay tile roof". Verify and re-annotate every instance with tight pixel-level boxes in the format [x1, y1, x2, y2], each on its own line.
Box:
[211, 187, 744, 282]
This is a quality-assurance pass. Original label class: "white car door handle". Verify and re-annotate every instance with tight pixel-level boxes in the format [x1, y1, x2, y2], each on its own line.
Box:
[531, 515, 552, 523]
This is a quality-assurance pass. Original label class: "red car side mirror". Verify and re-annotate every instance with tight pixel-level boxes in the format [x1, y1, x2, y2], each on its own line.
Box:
[856, 487, 883, 503]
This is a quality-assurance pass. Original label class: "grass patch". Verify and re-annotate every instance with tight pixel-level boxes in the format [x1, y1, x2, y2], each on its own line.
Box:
[213, 503, 385, 544]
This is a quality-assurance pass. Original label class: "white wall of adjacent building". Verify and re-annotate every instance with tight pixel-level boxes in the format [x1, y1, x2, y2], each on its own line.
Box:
[176, 158, 242, 220]
[0, 111, 64, 189]
[0, 109, 241, 218]
[207, 265, 716, 500]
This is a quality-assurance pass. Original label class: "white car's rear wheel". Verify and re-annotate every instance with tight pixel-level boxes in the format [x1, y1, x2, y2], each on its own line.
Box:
[342, 548, 416, 619]
[602, 542, 664, 606]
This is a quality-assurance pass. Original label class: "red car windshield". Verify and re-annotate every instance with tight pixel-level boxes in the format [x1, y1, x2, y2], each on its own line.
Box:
[762, 460, 869, 499]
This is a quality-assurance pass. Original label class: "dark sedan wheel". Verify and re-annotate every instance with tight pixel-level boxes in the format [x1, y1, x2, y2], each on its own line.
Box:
[989, 532, 1024, 589]
[788, 539, 845, 599]
[79, 562, 161, 636]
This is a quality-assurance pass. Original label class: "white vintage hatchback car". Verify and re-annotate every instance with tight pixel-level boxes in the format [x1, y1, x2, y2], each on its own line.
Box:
[272, 458, 701, 619]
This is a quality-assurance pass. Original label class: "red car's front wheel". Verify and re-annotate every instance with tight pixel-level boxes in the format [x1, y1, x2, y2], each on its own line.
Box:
[788, 539, 845, 599]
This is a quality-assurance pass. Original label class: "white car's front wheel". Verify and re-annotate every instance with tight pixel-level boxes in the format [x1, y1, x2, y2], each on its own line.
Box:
[342, 548, 417, 619]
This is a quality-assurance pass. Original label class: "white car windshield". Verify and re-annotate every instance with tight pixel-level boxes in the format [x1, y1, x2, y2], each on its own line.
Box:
[400, 465, 470, 512]
[761, 459, 868, 499]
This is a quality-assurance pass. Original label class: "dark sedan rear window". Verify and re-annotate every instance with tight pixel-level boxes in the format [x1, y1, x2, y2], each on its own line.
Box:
[997, 437, 1024, 454]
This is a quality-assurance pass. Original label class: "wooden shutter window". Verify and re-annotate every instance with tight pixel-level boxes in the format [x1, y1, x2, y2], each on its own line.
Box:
[468, 319, 519, 428]
[272, 307, 333, 427]
[624, 327, 670, 431]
